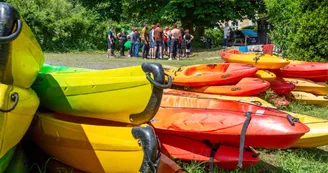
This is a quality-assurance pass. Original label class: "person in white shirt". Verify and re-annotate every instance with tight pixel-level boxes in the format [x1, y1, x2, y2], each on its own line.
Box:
[223, 23, 230, 48]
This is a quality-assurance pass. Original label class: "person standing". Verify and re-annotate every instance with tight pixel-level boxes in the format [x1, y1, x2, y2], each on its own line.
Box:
[184, 29, 194, 58]
[133, 28, 141, 57]
[107, 25, 115, 57]
[149, 25, 155, 59]
[129, 28, 135, 57]
[117, 28, 127, 56]
[169, 24, 181, 60]
[163, 26, 169, 56]
[223, 23, 230, 48]
[141, 24, 149, 59]
[153, 23, 164, 59]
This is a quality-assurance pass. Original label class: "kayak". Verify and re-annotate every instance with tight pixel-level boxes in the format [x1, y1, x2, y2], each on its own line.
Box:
[276, 61, 328, 82]
[0, 146, 16, 173]
[270, 79, 295, 95]
[28, 112, 161, 173]
[158, 154, 188, 173]
[187, 77, 270, 96]
[220, 50, 290, 69]
[4, 145, 28, 173]
[254, 70, 276, 82]
[291, 91, 328, 106]
[282, 78, 327, 95]
[40, 64, 92, 74]
[32, 63, 170, 125]
[0, 83, 39, 158]
[0, 3, 44, 89]
[151, 106, 309, 149]
[164, 63, 258, 86]
[162, 89, 328, 148]
[158, 134, 260, 170]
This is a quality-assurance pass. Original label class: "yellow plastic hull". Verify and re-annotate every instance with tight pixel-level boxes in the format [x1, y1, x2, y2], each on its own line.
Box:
[28, 112, 158, 173]
[2, 18, 44, 88]
[291, 91, 328, 106]
[283, 78, 327, 95]
[255, 70, 276, 82]
[32, 65, 164, 125]
[226, 53, 290, 69]
[0, 84, 39, 158]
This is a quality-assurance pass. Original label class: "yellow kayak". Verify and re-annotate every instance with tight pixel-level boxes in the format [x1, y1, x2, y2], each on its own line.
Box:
[163, 89, 328, 148]
[282, 78, 327, 95]
[254, 70, 276, 82]
[32, 63, 171, 125]
[0, 4, 44, 88]
[291, 91, 328, 106]
[0, 83, 39, 158]
[220, 50, 290, 69]
[28, 112, 161, 173]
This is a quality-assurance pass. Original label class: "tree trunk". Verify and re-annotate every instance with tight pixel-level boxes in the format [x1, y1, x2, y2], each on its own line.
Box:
[195, 26, 205, 39]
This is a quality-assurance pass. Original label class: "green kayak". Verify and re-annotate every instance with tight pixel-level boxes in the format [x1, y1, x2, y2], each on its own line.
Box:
[0, 146, 16, 173]
[4, 145, 28, 173]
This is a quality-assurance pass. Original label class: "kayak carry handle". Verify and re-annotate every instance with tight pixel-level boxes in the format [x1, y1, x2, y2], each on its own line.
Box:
[146, 72, 172, 89]
[0, 92, 19, 112]
[0, 19, 22, 43]
[0, 2, 22, 43]
[132, 125, 161, 173]
[287, 114, 299, 126]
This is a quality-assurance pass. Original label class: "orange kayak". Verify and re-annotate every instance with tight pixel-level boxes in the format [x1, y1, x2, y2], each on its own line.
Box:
[151, 106, 309, 149]
[159, 134, 260, 170]
[165, 63, 258, 86]
[188, 77, 270, 96]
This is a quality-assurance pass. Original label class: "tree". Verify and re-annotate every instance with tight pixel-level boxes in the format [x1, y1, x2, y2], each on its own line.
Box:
[122, 0, 265, 36]
[265, 0, 328, 61]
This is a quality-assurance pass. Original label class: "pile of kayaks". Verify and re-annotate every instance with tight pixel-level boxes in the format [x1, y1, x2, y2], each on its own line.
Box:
[1, 2, 328, 173]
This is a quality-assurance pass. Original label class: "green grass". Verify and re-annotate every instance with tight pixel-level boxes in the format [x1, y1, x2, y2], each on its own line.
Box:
[44, 49, 328, 173]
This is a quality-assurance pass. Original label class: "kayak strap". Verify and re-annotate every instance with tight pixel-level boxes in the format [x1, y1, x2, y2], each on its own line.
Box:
[0, 92, 19, 112]
[238, 112, 252, 168]
[203, 140, 220, 173]
[286, 114, 299, 126]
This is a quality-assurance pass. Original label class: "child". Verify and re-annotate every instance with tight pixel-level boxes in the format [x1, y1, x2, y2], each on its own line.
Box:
[184, 29, 194, 58]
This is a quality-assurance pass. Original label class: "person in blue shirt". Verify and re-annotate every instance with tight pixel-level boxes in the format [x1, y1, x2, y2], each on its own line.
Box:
[107, 25, 116, 57]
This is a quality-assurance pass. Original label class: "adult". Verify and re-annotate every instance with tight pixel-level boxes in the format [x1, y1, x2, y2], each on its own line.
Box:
[169, 24, 181, 60]
[117, 28, 127, 56]
[163, 26, 169, 56]
[141, 24, 149, 59]
[133, 28, 141, 57]
[178, 27, 185, 58]
[184, 29, 194, 58]
[149, 25, 156, 59]
[129, 28, 135, 57]
[107, 25, 115, 57]
[223, 23, 230, 48]
[153, 23, 164, 59]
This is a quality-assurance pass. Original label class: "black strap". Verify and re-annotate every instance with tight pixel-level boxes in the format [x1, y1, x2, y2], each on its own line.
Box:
[203, 140, 220, 173]
[238, 112, 252, 168]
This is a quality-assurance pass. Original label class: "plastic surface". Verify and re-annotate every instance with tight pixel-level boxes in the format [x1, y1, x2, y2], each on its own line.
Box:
[291, 91, 328, 106]
[29, 112, 159, 173]
[189, 77, 270, 96]
[220, 50, 290, 69]
[0, 84, 39, 158]
[255, 70, 276, 82]
[165, 63, 258, 86]
[283, 78, 328, 95]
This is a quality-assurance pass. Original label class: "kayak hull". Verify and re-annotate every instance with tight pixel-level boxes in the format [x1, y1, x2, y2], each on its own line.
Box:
[282, 78, 328, 95]
[254, 70, 276, 82]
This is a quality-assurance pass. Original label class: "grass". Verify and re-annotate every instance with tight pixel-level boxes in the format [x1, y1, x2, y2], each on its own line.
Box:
[44, 49, 328, 173]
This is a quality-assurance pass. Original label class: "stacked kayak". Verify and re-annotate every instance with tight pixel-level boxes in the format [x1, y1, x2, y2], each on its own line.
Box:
[0, 3, 41, 172]
[32, 63, 170, 124]
[255, 70, 276, 82]
[282, 78, 327, 95]
[162, 89, 328, 148]
[165, 63, 258, 86]
[270, 79, 296, 95]
[220, 50, 290, 69]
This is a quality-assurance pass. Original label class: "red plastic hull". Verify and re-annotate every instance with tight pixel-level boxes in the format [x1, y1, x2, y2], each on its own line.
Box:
[277, 62, 328, 81]
[158, 134, 260, 170]
[270, 79, 295, 95]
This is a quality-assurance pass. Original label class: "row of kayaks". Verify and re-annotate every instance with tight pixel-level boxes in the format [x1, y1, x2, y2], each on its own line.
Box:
[0, 2, 328, 173]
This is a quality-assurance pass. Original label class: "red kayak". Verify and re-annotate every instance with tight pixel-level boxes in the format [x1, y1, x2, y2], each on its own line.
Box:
[276, 61, 328, 82]
[152, 106, 309, 149]
[188, 77, 270, 96]
[270, 79, 295, 95]
[158, 134, 260, 170]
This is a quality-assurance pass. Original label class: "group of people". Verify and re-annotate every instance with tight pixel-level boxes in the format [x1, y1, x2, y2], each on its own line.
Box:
[107, 23, 194, 60]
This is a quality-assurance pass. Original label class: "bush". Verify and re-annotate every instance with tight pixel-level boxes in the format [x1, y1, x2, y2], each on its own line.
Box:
[265, 0, 328, 62]
[204, 28, 223, 48]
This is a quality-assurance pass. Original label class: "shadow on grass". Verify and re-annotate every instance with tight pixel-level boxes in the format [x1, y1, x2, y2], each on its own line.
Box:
[292, 148, 328, 163]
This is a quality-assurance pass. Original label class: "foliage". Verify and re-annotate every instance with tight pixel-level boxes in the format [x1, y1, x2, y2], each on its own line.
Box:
[204, 28, 224, 48]
[264, 0, 328, 62]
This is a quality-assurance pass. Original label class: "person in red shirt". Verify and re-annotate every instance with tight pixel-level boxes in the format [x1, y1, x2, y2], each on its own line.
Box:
[153, 23, 164, 59]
